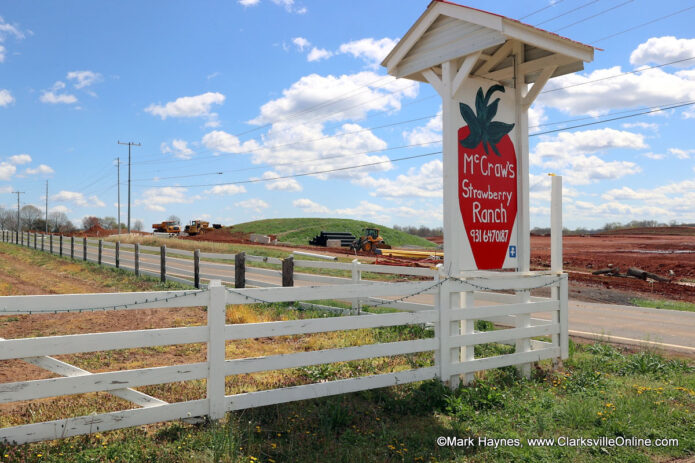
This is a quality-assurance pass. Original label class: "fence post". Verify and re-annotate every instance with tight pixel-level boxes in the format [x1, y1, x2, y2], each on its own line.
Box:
[15, 230, 18, 244]
[460, 291, 475, 385]
[207, 280, 226, 421]
[282, 256, 294, 287]
[41, 233, 44, 251]
[515, 290, 532, 379]
[83, 237, 87, 261]
[351, 259, 361, 314]
[160, 245, 166, 283]
[194, 249, 200, 289]
[59, 235, 63, 257]
[98, 240, 102, 265]
[437, 276, 456, 389]
[20, 231, 23, 246]
[559, 274, 569, 360]
[34, 233, 37, 249]
[551, 174, 563, 367]
[134, 243, 140, 277]
[235, 252, 245, 289]
[50, 234, 53, 254]
[70, 236, 74, 260]
[115, 242, 120, 268]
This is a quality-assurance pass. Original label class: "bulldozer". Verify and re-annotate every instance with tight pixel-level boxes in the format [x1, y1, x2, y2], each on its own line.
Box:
[350, 228, 391, 253]
[184, 220, 222, 236]
[152, 220, 181, 234]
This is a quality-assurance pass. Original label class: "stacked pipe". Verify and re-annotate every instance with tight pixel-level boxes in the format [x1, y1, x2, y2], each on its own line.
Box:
[309, 231, 356, 247]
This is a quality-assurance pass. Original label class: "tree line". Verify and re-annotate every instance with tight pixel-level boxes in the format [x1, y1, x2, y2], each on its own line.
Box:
[0, 206, 145, 233]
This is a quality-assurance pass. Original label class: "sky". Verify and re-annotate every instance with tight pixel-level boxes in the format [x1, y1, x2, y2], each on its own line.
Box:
[0, 0, 694, 231]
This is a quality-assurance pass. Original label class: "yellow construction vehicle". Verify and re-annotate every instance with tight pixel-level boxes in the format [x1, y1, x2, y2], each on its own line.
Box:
[152, 220, 181, 234]
[350, 228, 391, 253]
[184, 220, 212, 236]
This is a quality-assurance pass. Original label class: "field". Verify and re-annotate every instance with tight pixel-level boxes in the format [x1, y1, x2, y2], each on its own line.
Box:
[1, 241, 695, 462]
[198, 218, 439, 249]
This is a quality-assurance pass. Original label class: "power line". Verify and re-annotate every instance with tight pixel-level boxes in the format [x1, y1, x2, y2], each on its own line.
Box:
[519, 0, 567, 20]
[592, 4, 695, 43]
[555, 0, 634, 32]
[535, 0, 601, 26]
[139, 151, 442, 189]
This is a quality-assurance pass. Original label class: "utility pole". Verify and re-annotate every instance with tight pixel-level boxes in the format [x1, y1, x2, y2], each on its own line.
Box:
[118, 141, 141, 233]
[116, 157, 121, 235]
[45, 181, 48, 233]
[13, 191, 24, 243]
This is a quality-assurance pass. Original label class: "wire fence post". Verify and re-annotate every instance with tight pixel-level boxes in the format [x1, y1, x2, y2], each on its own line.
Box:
[59, 235, 63, 257]
[207, 280, 226, 421]
[20, 231, 23, 246]
[49, 234, 53, 254]
[235, 252, 245, 289]
[134, 243, 140, 277]
[115, 242, 120, 269]
[69, 236, 74, 259]
[83, 237, 87, 261]
[351, 259, 361, 314]
[41, 233, 44, 252]
[160, 245, 166, 283]
[98, 240, 102, 265]
[282, 256, 294, 287]
[194, 249, 200, 289]
[34, 232, 37, 249]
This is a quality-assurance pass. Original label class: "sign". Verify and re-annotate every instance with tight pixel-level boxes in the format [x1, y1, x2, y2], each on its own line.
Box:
[455, 80, 518, 270]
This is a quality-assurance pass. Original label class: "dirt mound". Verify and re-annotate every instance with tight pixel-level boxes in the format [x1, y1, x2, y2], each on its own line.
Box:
[180, 228, 249, 243]
[598, 226, 695, 236]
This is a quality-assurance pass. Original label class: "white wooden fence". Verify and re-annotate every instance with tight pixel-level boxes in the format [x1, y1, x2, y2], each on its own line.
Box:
[0, 267, 567, 444]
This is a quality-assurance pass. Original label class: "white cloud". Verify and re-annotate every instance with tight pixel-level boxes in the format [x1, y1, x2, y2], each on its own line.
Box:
[293, 198, 330, 213]
[630, 36, 695, 67]
[538, 65, 695, 116]
[531, 128, 646, 185]
[622, 121, 659, 130]
[0, 45, 5, 63]
[0, 16, 25, 63]
[66, 70, 102, 89]
[135, 187, 198, 212]
[402, 108, 441, 145]
[307, 47, 333, 62]
[357, 159, 443, 199]
[40, 81, 77, 104]
[642, 152, 665, 160]
[0, 89, 14, 107]
[8, 154, 31, 165]
[161, 139, 195, 159]
[239, 0, 260, 5]
[0, 162, 16, 180]
[338, 37, 399, 68]
[201, 130, 259, 154]
[145, 92, 225, 123]
[262, 171, 302, 191]
[204, 185, 247, 196]
[238, 0, 305, 13]
[528, 104, 547, 130]
[51, 190, 105, 207]
[668, 148, 695, 159]
[49, 205, 70, 214]
[25, 164, 54, 175]
[292, 37, 310, 51]
[234, 198, 269, 213]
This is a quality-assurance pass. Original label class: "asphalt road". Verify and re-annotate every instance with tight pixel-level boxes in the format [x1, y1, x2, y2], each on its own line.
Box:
[73, 243, 695, 354]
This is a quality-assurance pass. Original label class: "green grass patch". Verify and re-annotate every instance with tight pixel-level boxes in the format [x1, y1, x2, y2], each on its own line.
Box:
[631, 298, 695, 313]
[232, 217, 438, 248]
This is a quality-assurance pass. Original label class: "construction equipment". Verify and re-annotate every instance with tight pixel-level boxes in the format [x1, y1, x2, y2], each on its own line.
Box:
[184, 220, 213, 236]
[152, 220, 181, 234]
[350, 228, 392, 253]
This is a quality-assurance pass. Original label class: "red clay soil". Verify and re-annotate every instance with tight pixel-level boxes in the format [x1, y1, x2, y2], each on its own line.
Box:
[532, 234, 695, 303]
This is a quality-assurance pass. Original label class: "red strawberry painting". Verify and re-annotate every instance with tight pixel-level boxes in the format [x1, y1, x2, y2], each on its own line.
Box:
[457, 85, 517, 270]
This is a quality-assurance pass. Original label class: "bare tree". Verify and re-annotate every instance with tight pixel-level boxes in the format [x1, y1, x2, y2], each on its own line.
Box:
[21, 205, 42, 231]
[48, 211, 71, 233]
[133, 219, 144, 232]
[167, 215, 181, 225]
[82, 216, 101, 230]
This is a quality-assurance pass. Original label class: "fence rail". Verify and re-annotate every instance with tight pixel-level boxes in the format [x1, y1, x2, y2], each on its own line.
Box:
[0, 231, 568, 445]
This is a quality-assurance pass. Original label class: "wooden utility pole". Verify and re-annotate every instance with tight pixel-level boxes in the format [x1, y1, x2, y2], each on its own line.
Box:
[116, 157, 121, 236]
[118, 141, 140, 233]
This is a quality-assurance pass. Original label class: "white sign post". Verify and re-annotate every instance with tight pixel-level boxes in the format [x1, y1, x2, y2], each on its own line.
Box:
[382, 0, 594, 384]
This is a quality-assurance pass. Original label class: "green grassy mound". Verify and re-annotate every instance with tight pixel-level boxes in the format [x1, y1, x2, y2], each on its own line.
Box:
[231, 218, 438, 248]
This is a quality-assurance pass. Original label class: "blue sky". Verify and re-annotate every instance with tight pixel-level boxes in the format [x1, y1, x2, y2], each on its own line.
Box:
[1, 0, 694, 230]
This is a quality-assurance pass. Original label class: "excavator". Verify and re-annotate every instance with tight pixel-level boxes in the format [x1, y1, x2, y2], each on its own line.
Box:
[350, 228, 391, 253]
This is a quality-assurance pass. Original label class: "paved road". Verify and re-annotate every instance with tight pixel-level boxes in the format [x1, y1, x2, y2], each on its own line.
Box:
[55, 241, 695, 354]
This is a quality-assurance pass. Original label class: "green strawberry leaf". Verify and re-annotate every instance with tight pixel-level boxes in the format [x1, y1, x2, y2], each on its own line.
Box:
[488, 121, 515, 151]
[459, 103, 482, 149]
[475, 88, 486, 126]
[484, 84, 505, 106]
[459, 102, 477, 127]
[485, 98, 500, 123]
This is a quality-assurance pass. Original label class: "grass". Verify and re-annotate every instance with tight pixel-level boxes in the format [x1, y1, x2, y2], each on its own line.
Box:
[631, 298, 695, 313]
[231, 218, 438, 248]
